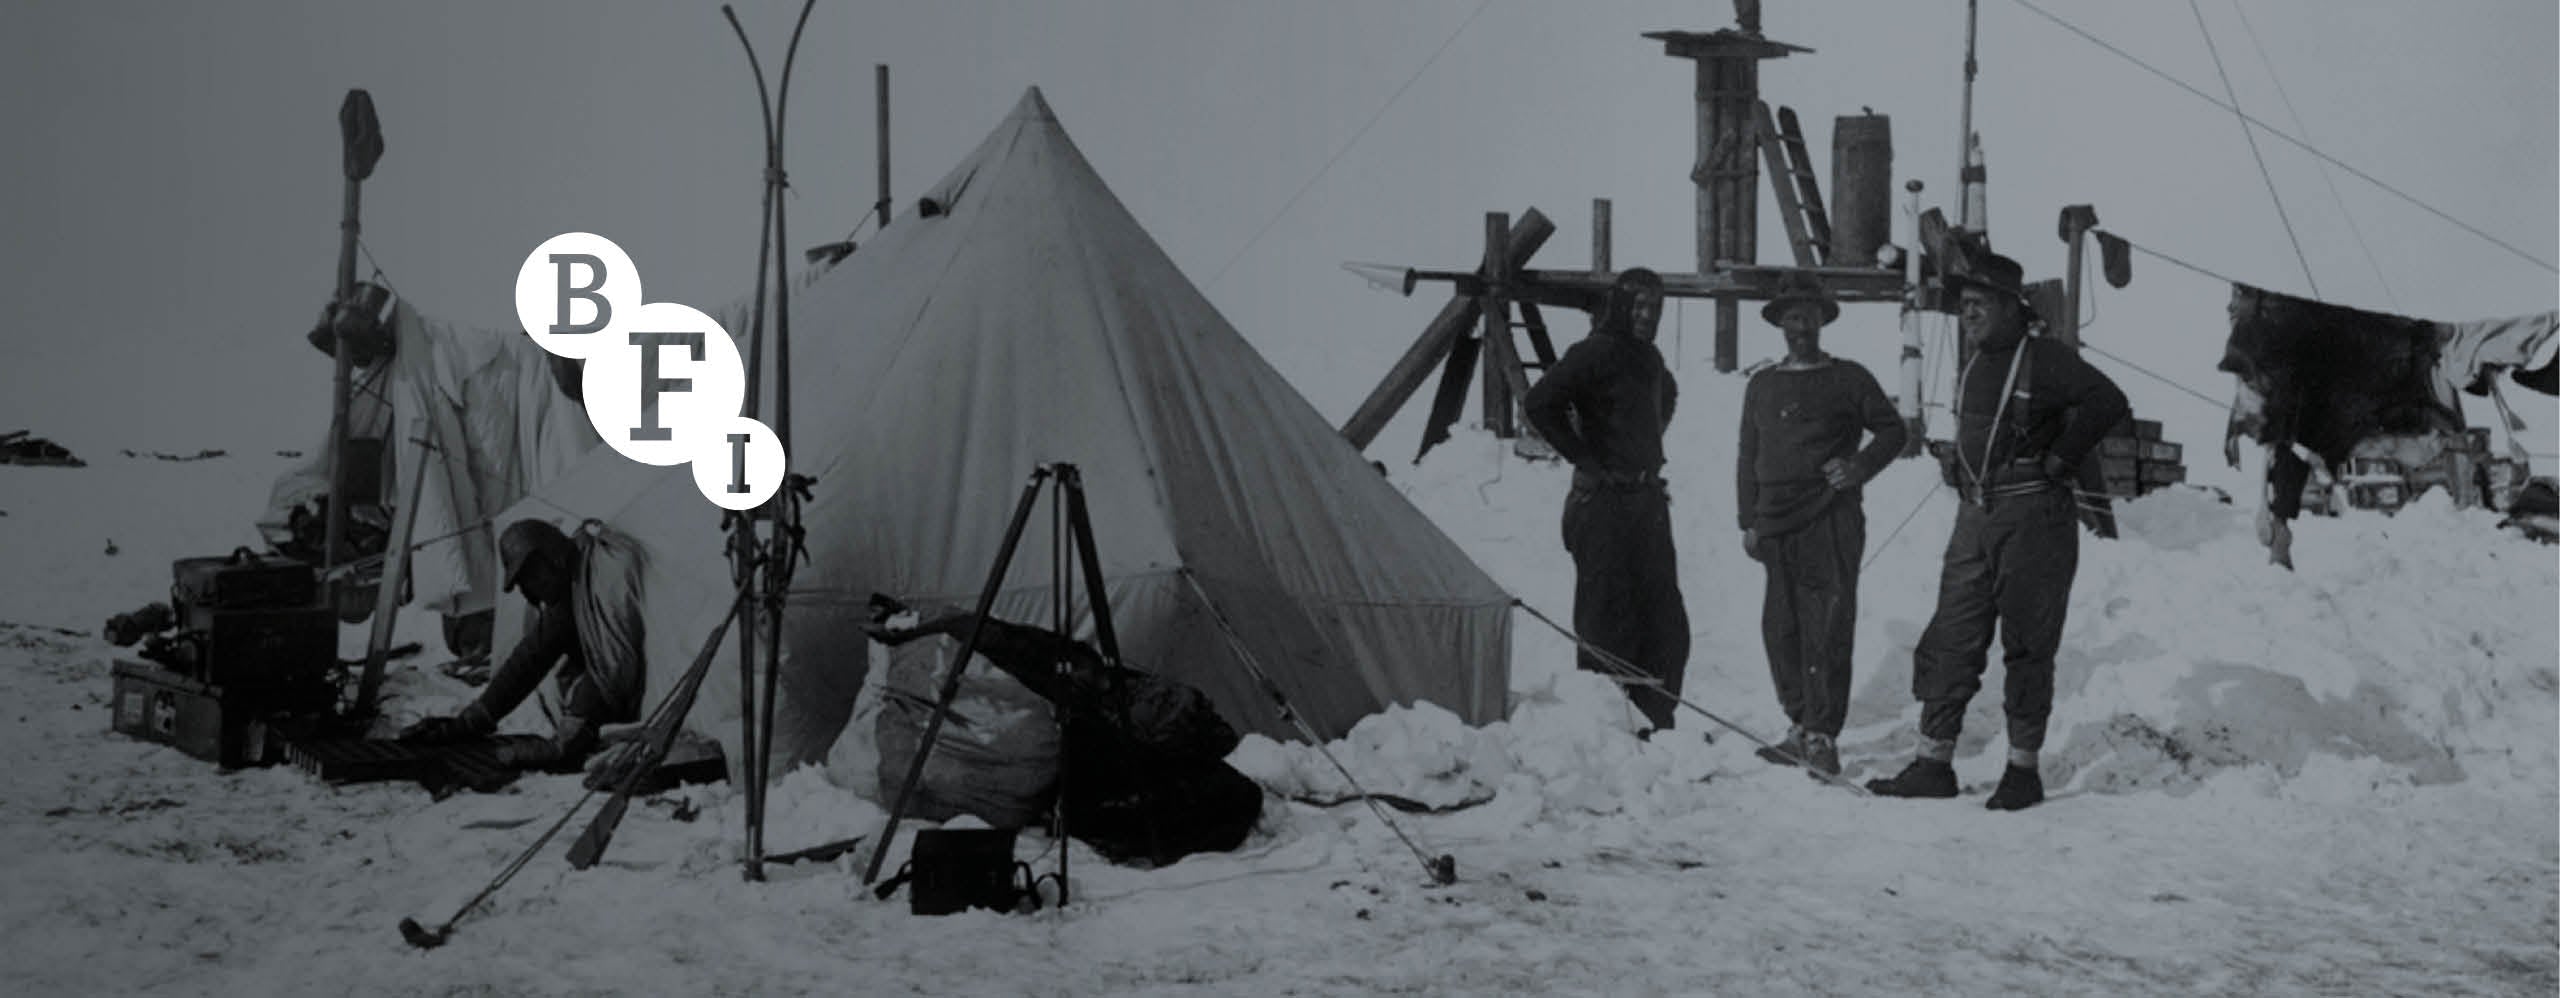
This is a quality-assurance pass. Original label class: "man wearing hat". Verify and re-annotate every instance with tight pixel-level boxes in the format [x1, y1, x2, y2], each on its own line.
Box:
[1735, 274, 1906, 777]
[1523, 267, 1692, 734]
[1867, 252, 2126, 809]
[398, 519, 643, 770]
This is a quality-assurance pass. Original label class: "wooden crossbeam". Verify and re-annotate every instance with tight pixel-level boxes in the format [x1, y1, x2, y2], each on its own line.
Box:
[1341, 209, 1556, 450]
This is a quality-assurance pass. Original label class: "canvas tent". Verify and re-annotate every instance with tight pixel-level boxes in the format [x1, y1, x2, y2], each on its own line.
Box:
[492, 87, 1515, 783]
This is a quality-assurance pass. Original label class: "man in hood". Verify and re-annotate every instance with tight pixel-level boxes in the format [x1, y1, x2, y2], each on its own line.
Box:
[1522, 268, 1692, 734]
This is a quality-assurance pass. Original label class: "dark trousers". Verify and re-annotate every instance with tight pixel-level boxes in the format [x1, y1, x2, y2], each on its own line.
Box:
[1563, 482, 1691, 729]
[1760, 499, 1864, 738]
[1912, 487, 2079, 752]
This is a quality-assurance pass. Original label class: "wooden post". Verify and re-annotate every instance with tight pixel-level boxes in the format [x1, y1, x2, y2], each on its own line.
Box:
[875, 65, 891, 229]
[1479, 214, 1537, 439]
[1480, 212, 1515, 437]
[1691, 59, 1716, 286]
[1707, 55, 1758, 372]
[1341, 209, 1555, 449]
[322, 177, 360, 589]
[1591, 198, 1612, 274]
[1958, 0, 1979, 228]
[1898, 179, 1928, 455]
[1650, 29, 1802, 373]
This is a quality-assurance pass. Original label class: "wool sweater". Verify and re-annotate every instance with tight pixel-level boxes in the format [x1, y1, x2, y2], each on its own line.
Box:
[1735, 358, 1907, 536]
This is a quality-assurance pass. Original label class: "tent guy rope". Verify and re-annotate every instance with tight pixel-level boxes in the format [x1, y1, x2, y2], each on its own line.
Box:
[1510, 600, 1875, 797]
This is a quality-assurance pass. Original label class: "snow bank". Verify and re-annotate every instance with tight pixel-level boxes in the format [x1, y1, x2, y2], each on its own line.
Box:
[1310, 355, 2556, 819]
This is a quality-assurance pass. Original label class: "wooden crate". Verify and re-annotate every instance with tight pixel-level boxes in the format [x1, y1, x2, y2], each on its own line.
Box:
[2096, 437, 2140, 459]
[2139, 440, 2183, 464]
[2131, 418, 2164, 440]
[2348, 481, 2407, 511]
[109, 660, 278, 769]
[2138, 461, 2186, 486]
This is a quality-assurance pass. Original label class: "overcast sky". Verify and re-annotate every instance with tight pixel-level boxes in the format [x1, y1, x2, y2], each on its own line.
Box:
[4, 1, 2554, 485]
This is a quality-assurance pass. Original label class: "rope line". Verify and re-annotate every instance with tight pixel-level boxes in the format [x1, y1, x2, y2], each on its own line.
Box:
[1511, 600, 1874, 796]
[2079, 341, 2232, 412]
[357, 239, 401, 298]
[2228, 0, 2395, 308]
[2093, 228, 2251, 288]
[2188, 0, 2318, 298]
[1863, 485, 1942, 571]
[2004, 0, 2556, 275]
[1205, 0, 1494, 288]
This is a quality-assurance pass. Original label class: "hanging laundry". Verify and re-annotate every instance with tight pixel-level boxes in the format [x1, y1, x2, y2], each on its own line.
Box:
[2437, 311, 2559, 398]
[2220, 282, 2555, 528]
[2219, 283, 2463, 519]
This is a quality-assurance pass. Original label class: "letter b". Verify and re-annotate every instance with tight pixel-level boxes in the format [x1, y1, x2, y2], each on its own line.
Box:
[550, 254, 612, 334]
[516, 232, 640, 360]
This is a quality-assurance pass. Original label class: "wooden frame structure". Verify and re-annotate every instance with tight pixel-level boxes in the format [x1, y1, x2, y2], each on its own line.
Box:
[1342, 11, 1911, 461]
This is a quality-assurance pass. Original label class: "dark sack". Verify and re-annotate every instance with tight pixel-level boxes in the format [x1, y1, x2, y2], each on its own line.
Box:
[1107, 670, 1242, 761]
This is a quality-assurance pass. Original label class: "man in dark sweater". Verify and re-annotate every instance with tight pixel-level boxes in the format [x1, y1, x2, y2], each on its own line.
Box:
[1736, 276, 1907, 776]
[1867, 252, 2128, 810]
[1523, 268, 1691, 733]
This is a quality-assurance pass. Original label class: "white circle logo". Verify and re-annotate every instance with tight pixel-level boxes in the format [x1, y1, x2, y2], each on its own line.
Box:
[516, 234, 785, 508]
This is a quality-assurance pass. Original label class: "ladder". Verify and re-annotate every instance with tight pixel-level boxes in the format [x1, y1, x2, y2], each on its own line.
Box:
[1753, 101, 1832, 267]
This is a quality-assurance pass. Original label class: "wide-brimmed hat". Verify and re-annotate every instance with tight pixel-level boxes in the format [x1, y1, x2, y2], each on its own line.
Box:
[1760, 273, 1840, 326]
[1943, 251, 2028, 301]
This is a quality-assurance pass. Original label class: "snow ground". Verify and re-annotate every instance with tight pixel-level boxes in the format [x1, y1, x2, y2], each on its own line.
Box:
[3, 372, 2555, 995]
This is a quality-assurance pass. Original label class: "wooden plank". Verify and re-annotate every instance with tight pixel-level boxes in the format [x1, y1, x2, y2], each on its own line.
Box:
[1493, 266, 1906, 306]
[1590, 198, 1611, 275]
[1481, 213, 1511, 436]
[353, 430, 433, 717]
[1341, 209, 1555, 449]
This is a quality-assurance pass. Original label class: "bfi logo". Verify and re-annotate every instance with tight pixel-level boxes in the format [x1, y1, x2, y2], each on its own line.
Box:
[513, 233, 786, 510]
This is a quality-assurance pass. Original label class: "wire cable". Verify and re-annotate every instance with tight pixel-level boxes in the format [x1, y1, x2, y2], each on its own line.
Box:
[2078, 341, 2232, 412]
[1863, 484, 1942, 571]
[2187, 0, 2318, 298]
[2228, 0, 2395, 308]
[1205, 0, 1495, 288]
[2003, 0, 2556, 275]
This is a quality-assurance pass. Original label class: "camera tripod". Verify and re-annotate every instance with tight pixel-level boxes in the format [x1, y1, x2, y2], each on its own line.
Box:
[861, 462, 1125, 907]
